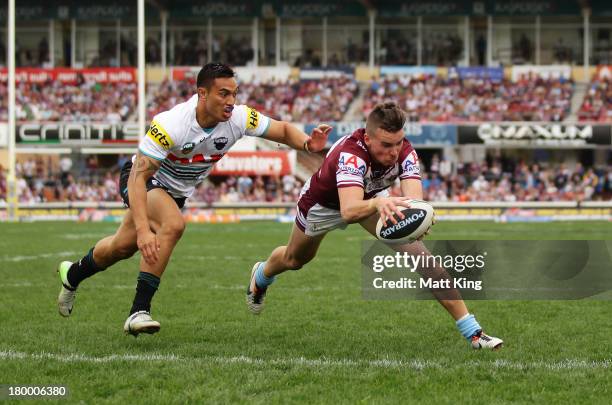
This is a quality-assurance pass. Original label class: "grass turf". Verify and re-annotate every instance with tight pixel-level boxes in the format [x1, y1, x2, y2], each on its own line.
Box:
[0, 221, 611, 404]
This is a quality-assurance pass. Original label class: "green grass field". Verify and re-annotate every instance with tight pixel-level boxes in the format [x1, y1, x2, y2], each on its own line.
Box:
[1, 221, 611, 404]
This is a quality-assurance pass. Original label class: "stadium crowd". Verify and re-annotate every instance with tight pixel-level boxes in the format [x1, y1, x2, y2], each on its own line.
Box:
[2, 73, 600, 124]
[391, 155, 611, 202]
[2, 156, 305, 204]
[363, 74, 573, 122]
[238, 77, 359, 122]
[193, 174, 304, 204]
[578, 77, 612, 122]
[147, 77, 359, 123]
[3, 156, 609, 204]
[0, 79, 137, 122]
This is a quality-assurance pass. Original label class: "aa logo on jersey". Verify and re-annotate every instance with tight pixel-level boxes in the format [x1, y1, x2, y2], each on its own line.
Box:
[147, 121, 174, 150]
[246, 107, 260, 130]
[338, 152, 366, 176]
[402, 151, 420, 177]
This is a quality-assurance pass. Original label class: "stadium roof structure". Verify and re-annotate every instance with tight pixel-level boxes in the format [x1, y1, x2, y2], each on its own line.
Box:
[141, 0, 592, 18]
[0, 0, 598, 22]
[154, 0, 369, 18]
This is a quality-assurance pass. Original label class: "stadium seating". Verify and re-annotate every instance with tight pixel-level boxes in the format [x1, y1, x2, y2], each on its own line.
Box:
[363, 74, 573, 122]
[146, 79, 194, 120]
[389, 157, 610, 202]
[147, 77, 359, 123]
[0, 71, 608, 206]
[0, 80, 137, 122]
[6, 156, 609, 203]
[578, 77, 612, 122]
[0, 74, 584, 123]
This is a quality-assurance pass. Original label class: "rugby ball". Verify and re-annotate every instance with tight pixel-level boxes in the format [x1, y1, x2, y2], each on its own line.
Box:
[375, 199, 435, 243]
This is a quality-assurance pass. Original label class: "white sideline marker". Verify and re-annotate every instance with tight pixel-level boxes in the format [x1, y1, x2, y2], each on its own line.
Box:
[1, 350, 611, 371]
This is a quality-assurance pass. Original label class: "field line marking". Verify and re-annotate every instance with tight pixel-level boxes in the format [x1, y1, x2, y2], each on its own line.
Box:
[0, 283, 340, 292]
[60, 233, 109, 240]
[1, 350, 611, 371]
[0, 251, 79, 263]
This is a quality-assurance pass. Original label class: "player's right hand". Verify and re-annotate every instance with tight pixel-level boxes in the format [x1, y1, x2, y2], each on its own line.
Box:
[307, 124, 332, 152]
[375, 197, 412, 226]
[137, 229, 160, 265]
[416, 213, 436, 241]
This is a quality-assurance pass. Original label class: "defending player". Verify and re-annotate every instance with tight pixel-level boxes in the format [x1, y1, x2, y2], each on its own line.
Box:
[246, 102, 503, 350]
[56, 63, 331, 336]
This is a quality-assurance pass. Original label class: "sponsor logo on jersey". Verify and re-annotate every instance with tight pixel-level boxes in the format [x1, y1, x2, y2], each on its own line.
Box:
[338, 152, 366, 176]
[147, 120, 173, 150]
[213, 136, 229, 150]
[402, 150, 420, 177]
[246, 107, 260, 130]
[365, 177, 393, 193]
[181, 142, 195, 154]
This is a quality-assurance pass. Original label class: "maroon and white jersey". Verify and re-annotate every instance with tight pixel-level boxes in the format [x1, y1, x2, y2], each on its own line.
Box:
[298, 128, 421, 213]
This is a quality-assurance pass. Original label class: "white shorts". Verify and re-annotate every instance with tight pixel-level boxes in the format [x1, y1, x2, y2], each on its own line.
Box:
[295, 203, 348, 237]
[295, 189, 390, 237]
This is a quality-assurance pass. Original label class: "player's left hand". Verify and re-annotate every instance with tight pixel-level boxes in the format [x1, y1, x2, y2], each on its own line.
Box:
[306, 124, 332, 152]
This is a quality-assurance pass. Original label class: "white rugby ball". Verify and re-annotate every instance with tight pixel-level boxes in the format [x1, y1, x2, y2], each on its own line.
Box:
[375, 199, 435, 244]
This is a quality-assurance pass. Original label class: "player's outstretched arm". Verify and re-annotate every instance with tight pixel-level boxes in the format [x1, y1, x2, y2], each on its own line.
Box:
[127, 152, 162, 265]
[339, 186, 412, 225]
[263, 119, 331, 153]
[400, 178, 424, 200]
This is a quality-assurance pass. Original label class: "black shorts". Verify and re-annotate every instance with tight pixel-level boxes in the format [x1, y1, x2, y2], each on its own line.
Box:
[119, 161, 186, 209]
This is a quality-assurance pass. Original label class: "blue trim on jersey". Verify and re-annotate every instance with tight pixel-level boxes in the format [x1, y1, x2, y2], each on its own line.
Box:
[202, 125, 216, 134]
[138, 148, 165, 161]
[259, 119, 272, 137]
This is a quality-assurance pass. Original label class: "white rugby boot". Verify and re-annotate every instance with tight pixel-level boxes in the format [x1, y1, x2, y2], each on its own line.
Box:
[471, 331, 503, 350]
[123, 311, 161, 337]
[57, 261, 77, 317]
[246, 262, 267, 315]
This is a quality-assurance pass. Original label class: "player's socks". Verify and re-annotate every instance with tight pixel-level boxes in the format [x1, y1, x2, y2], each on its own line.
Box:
[254, 261, 275, 289]
[129, 272, 160, 315]
[66, 247, 106, 288]
[455, 313, 482, 340]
